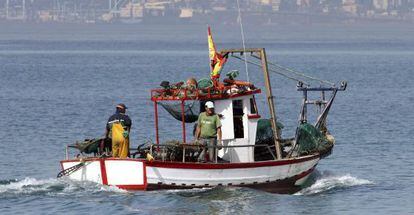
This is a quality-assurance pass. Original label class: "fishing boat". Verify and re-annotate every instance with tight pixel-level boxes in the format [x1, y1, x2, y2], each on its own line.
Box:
[58, 28, 346, 194]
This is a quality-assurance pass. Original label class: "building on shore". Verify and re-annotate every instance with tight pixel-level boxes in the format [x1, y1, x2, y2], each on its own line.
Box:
[0, 0, 413, 24]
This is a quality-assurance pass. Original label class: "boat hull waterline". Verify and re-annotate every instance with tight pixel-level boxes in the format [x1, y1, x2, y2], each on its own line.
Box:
[60, 154, 319, 193]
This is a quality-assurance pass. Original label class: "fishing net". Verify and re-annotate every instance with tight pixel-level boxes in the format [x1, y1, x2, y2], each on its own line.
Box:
[159, 101, 201, 123]
[69, 137, 107, 154]
[197, 78, 213, 88]
[295, 122, 331, 155]
[255, 119, 284, 142]
[254, 119, 284, 161]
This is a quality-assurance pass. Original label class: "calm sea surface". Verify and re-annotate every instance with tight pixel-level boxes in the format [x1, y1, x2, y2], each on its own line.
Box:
[0, 23, 413, 214]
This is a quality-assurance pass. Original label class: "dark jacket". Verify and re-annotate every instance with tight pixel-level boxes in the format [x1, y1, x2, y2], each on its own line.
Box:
[106, 112, 132, 132]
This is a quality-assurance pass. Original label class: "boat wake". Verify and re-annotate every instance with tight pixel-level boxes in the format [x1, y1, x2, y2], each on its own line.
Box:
[0, 172, 373, 197]
[0, 177, 127, 197]
[295, 171, 374, 195]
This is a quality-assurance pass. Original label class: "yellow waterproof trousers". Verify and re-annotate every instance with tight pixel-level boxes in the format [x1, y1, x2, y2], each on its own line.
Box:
[111, 123, 129, 158]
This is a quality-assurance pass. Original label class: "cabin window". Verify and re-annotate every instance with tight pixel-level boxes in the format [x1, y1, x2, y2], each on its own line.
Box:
[232, 100, 244, 138]
[250, 98, 258, 114]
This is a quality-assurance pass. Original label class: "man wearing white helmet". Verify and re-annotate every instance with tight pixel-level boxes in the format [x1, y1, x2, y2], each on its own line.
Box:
[195, 101, 222, 162]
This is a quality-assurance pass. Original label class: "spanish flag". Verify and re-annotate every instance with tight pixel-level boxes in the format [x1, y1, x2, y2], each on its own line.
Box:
[208, 26, 228, 80]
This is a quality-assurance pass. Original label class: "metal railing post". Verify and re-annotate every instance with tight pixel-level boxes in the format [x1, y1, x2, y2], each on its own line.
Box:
[182, 146, 186, 163]
[215, 145, 218, 163]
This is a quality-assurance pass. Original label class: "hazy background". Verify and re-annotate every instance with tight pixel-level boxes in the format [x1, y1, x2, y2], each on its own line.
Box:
[0, 8, 413, 214]
[1, 0, 414, 25]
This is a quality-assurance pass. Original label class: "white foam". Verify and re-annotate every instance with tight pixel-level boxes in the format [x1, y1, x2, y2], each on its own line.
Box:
[295, 174, 374, 195]
[0, 177, 129, 195]
[99, 185, 129, 193]
[0, 177, 59, 194]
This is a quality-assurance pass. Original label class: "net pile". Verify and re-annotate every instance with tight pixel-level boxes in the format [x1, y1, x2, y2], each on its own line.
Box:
[254, 119, 284, 161]
[69, 138, 104, 154]
[295, 122, 332, 155]
[255, 119, 284, 142]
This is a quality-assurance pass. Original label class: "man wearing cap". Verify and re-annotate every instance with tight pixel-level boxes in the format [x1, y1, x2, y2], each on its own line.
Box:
[103, 103, 132, 158]
[195, 101, 222, 162]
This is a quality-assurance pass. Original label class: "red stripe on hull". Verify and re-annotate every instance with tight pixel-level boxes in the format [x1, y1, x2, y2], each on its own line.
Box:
[240, 165, 316, 193]
[60, 154, 319, 169]
[100, 159, 108, 185]
[61, 155, 319, 170]
[116, 185, 147, 190]
[145, 155, 319, 169]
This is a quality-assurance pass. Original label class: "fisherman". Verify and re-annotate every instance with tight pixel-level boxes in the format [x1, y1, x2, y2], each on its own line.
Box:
[195, 101, 222, 162]
[102, 103, 132, 158]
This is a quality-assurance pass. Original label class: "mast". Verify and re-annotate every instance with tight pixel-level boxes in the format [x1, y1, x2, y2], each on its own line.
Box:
[260, 48, 282, 160]
[219, 48, 283, 160]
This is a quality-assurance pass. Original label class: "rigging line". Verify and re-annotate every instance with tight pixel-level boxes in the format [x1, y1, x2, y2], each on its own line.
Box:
[269, 62, 335, 86]
[251, 54, 335, 86]
[236, 0, 250, 82]
[232, 55, 310, 86]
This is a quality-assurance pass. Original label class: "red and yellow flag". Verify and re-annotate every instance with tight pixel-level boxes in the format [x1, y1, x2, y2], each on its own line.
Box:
[208, 26, 227, 79]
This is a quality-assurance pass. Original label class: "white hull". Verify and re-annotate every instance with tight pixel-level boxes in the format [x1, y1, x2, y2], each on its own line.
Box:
[61, 158, 147, 190]
[60, 155, 319, 193]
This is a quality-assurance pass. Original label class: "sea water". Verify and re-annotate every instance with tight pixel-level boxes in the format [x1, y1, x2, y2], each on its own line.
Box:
[0, 23, 413, 214]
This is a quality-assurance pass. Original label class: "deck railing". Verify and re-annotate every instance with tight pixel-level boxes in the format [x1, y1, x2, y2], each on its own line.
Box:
[64, 143, 277, 163]
[148, 143, 277, 163]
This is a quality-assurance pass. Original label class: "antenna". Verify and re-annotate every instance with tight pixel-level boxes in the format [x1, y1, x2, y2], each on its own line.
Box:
[236, 0, 250, 82]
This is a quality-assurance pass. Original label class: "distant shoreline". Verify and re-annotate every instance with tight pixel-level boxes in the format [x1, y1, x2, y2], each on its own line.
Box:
[1, 13, 413, 26]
